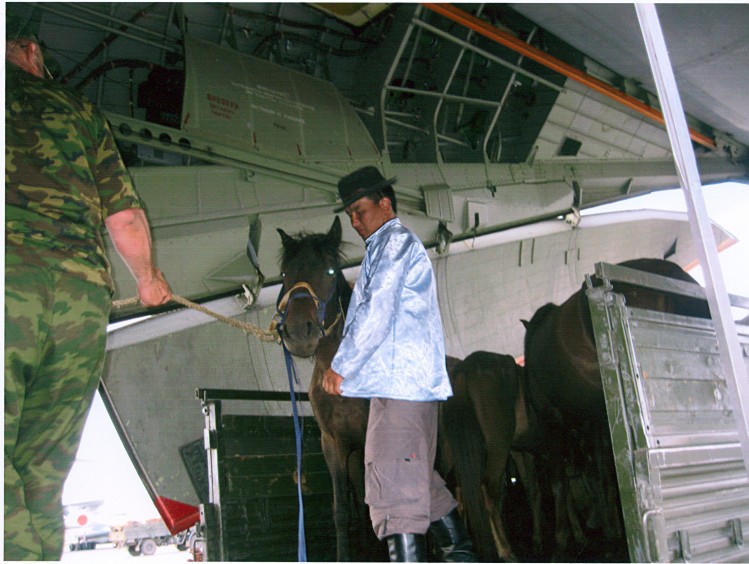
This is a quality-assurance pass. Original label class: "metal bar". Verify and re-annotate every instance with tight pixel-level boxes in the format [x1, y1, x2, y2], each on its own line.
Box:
[635, 3, 749, 468]
[380, 6, 422, 161]
[63, 3, 168, 41]
[37, 4, 181, 54]
[483, 26, 538, 165]
[729, 293, 749, 310]
[94, 3, 116, 107]
[203, 399, 225, 561]
[162, 4, 177, 65]
[384, 116, 430, 135]
[422, 3, 717, 150]
[196, 388, 310, 403]
[436, 133, 472, 148]
[384, 110, 420, 119]
[401, 25, 424, 92]
[385, 85, 503, 108]
[596, 262, 709, 301]
[412, 17, 564, 94]
[105, 112, 422, 205]
[428, 3, 485, 164]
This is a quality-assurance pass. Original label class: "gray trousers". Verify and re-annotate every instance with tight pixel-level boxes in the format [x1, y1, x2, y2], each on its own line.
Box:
[364, 397, 458, 539]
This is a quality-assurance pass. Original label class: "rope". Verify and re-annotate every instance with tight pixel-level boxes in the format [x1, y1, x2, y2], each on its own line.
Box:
[111, 295, 278, 342]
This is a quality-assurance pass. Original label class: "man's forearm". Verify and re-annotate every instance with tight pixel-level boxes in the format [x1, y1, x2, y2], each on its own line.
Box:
[105, 208, 158, 281]
[105, 207, 171, 306]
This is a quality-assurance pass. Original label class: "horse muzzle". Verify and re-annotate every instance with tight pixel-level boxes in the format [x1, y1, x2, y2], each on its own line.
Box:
[277, 317, 323, 358]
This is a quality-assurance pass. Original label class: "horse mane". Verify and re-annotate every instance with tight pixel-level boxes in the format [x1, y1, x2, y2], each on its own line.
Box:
[279, 230, 347, 267]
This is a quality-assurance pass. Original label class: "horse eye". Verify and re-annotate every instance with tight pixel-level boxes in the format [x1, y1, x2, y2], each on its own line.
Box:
[327, 268, 335, 276]
[281, 272, 286, 278]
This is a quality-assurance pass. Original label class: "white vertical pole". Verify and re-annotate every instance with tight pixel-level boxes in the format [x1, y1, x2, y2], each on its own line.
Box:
[635, 3, 749, 466]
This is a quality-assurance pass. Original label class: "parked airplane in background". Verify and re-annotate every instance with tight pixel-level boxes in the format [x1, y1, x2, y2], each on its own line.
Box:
[62, 500, 110, 551]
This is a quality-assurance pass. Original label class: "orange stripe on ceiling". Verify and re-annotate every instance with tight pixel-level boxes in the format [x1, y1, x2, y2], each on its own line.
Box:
[421, 3, 716, 150]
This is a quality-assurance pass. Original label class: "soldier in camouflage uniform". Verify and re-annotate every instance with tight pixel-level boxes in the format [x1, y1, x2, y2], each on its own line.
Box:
[5, 15, 172, 560]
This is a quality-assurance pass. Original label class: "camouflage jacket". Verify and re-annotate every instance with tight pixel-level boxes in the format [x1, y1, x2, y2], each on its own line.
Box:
[5, 63, 143, 292]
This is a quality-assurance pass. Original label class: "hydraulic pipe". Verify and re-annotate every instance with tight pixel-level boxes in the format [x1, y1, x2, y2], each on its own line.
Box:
[421, 3, 717, 150]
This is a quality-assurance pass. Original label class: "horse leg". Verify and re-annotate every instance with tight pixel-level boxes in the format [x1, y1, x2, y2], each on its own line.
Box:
[593, 429, 624, 542]
[511, 375, 545, 559]
[510, 450, 544, 558]
[347, 448, 384, 561]
[482, 455, 517, 562]
[321, 433, 352, 561]
[471, 376, 518, 562]
[564, 469, 590, 547]
[548, 458, 581, 562]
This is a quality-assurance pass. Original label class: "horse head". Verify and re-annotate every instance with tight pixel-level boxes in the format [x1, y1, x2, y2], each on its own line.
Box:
[275, 216, 349, 358]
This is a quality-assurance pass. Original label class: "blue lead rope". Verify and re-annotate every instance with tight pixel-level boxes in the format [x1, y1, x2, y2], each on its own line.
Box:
[283, 343, 307, 562]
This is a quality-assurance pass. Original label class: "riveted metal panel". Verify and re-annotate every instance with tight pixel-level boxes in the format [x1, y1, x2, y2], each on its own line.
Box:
[588, 266, 749, 562]
[181, 36, 379, 166]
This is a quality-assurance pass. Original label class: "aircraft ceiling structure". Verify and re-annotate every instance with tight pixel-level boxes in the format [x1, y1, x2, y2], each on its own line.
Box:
[7, 2, 748, 317]
[510, 3, 749, 148]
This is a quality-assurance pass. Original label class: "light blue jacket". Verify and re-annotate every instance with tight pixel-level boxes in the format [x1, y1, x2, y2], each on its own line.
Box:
[332, 218, 453, 401]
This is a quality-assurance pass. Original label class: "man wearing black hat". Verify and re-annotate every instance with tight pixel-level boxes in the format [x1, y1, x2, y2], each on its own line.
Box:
[323, 167, 475, 562]
[5, 11, 172, 559]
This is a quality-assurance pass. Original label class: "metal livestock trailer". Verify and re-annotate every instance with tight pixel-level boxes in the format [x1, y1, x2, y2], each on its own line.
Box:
[588, 262, 749, 562]
[184, 389, 339, 562]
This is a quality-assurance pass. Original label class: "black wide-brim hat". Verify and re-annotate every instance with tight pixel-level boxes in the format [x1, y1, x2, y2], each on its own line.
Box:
[334, 166, 397, 212]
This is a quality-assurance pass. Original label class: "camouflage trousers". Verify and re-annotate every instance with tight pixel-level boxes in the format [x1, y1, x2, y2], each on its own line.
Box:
[4, 264, 110, 560]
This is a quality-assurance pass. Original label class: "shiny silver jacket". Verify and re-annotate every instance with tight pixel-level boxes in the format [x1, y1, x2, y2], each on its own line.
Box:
[332, 218, 453, 401]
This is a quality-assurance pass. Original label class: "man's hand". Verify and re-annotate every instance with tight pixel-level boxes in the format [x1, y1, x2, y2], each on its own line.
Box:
[322, 367, 344, 396]
[137, 268, 172, 307]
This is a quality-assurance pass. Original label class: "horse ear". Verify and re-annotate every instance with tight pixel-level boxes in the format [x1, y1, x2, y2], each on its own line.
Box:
[277, 228, 294, 249]
[521, 319, 529, 329]
[328, 216, 342, 245]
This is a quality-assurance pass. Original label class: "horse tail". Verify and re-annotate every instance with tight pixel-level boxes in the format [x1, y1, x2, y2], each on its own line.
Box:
[441, 362, 499, 562]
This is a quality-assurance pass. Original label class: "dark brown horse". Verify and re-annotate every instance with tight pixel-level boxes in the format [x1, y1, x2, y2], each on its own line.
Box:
[275, 217, 382, 561]
[521, 257, 711, 560]
[440, 351, 544, 562]
[523, 257, 711, 427]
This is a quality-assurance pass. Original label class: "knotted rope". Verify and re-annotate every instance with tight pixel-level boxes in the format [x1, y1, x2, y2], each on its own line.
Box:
[111, 295, 278, 343]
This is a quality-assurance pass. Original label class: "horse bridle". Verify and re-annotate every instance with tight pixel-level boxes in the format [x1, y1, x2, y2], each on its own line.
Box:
[272, 274, 344, 341]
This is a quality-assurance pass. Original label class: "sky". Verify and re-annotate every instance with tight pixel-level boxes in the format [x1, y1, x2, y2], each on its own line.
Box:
[586, 181, 749, 320]
[62, 180, 749, 526]
[62, 394, 162, 522]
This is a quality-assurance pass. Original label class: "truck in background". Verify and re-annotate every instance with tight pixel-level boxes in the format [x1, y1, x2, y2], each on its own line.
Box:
[109, 518, 192, 556]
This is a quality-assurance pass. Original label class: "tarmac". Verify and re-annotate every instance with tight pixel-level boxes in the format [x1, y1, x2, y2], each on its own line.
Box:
[61, 543, 194, 563]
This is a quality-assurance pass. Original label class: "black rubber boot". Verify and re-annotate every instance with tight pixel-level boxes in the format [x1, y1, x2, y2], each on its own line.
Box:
[428, 508, 477, 562]
[386, 533, 427, 562]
